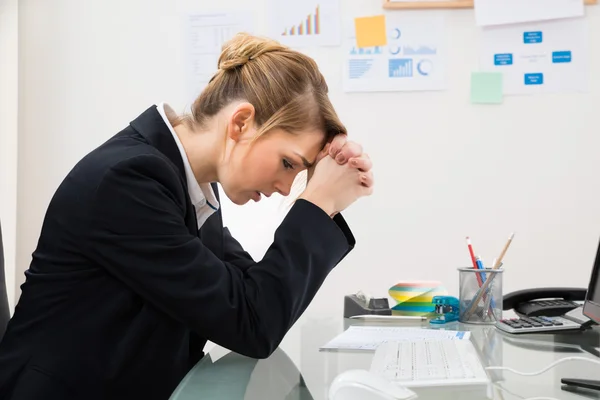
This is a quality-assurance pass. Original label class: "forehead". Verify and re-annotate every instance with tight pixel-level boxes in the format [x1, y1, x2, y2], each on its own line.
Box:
[263, 128, 325, 158]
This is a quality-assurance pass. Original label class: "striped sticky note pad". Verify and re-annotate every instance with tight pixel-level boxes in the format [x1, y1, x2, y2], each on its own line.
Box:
[389, 281, 447, 316]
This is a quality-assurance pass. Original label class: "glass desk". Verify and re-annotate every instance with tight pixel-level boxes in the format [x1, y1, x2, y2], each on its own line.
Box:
[170, 317, 600, 400]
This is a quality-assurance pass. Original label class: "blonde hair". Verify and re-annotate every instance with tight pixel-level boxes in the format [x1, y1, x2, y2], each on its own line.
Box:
[180, 33, 346, 146]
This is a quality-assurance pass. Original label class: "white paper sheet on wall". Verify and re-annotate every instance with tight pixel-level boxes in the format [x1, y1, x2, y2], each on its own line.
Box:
[320, 326, 471, 351]
[183, 12, 255, 103]
[266, 0, 342, 47]
[474, 0, 584, 27]
[478, 17, 588, 95]
[342, 13, 446, 93]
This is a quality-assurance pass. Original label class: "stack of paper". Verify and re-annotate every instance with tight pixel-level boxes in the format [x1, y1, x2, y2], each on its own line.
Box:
[320, 326, 471, 351]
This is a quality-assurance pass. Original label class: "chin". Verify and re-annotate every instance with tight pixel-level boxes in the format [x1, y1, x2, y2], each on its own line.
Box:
[224, 189, 250, 206]
[231, 197, 250, 206]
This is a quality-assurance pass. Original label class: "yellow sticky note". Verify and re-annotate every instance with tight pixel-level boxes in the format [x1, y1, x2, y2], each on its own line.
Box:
[354, 15, 387, 48]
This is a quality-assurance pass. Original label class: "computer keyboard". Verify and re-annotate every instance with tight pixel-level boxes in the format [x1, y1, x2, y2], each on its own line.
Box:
[370, 339, 489, 388]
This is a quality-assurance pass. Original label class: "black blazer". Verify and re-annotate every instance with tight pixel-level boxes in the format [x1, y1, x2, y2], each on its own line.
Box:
[0, 105, 354, 400]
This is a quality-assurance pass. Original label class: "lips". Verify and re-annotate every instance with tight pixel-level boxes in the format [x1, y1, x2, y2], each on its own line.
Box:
[252, 191, 261, 202]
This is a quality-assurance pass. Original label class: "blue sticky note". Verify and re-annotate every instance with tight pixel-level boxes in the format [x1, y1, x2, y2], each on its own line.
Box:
[552, 51, 572, 63]
[524, 31, 543, 43]
[524, 73, 544, 85]
[494, 54, 513, 66]
[470, 72, 503, 104]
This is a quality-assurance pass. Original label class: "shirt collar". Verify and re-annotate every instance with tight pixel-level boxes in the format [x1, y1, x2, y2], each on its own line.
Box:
[156, 102, 219, 227]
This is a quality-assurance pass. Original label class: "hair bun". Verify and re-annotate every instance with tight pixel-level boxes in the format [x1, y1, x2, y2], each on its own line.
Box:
[219, 55, 251, 71]
[218, 32, 287, 71]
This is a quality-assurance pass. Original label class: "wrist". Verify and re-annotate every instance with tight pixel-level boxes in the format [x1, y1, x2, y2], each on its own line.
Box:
[298, 191, 335, 217]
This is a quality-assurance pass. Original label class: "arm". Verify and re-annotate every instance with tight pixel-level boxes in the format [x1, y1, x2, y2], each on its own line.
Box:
[222, 227, 255, 272]
[222, 213, 352, 273]
[88, 155, 354, 359]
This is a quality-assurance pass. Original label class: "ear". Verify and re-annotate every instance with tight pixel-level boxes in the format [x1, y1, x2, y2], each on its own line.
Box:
[227, 102, 256, 142]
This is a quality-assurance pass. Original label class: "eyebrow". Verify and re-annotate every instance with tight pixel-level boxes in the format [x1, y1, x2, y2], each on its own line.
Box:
[294, 152, 314, 168]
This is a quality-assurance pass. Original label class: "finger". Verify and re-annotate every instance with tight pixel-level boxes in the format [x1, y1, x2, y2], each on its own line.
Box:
[359, 171, 374, 188]
[328, 134, 347, 158]
[349, 155, 372, 172]
[315, 143, 330, 164]
[336, 142, 362, 164]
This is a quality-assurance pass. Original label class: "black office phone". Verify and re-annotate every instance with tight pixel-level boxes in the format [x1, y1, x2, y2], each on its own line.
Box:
[503, 287, 587, 317]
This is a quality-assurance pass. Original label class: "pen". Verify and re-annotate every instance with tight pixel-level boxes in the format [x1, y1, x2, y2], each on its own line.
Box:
[477, 256, 496, 310]
[476, 255, 487, 282]
[467, 237, 483, 287]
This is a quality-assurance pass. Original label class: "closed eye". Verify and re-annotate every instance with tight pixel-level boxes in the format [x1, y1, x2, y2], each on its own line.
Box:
[283, 159, 294, 170]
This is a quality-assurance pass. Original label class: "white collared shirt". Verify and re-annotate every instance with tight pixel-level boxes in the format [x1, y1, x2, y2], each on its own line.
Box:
[157, 102, 220, 229]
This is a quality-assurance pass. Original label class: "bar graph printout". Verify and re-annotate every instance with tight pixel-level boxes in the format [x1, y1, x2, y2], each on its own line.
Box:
[343, 13, 446, 92]
[267, 0, 342, 46]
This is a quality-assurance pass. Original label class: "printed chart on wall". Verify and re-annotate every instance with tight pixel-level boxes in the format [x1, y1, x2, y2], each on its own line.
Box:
[479, 18, 587, 95]
[343, 14, 446, 93]
[267, 0, 341, 47]
[183, 12, 255, 103]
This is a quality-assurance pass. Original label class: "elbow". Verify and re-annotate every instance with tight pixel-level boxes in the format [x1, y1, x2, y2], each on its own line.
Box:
[244, 335, 281, 359]
[240, 322, 284, 359]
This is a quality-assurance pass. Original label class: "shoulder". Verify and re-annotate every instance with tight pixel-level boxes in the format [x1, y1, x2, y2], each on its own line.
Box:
[95, 152, 187, 207]
[60, 127, 187, 213]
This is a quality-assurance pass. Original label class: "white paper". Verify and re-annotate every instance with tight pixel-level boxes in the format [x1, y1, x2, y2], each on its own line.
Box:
[479, 18, 588, 95]
[267, 0, 341, 47]
[320, 326, 471, 351]
[474, 0, 584, 27]
[343, 14, 446, 93]
[184, 12, 255, 102]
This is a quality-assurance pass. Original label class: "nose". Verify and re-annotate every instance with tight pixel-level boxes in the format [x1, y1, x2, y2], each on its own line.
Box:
[275, 179, 293, 197]
[277, 185, 291, 197]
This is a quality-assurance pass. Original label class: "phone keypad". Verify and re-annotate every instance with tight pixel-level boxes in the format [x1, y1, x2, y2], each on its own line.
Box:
[495, 316, 581, 334]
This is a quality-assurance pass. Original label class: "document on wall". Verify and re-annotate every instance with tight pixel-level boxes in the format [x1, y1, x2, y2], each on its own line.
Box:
[479, 18, 588, 95]
[474, 0, 584, 27]
[320, 326, 471, 351]
[266, 0, 341, 47]
[183, 12, 255, 102]
[342, 13, 446, 93]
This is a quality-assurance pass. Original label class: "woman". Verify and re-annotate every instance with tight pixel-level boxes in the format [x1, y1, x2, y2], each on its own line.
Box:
[0, 33, 373, 400]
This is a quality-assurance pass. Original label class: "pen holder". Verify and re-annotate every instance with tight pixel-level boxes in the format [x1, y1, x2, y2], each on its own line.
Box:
[458, 267, 503, 324]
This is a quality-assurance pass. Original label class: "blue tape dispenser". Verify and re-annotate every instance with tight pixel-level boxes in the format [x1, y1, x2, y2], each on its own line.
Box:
[429, 296, 460, 324]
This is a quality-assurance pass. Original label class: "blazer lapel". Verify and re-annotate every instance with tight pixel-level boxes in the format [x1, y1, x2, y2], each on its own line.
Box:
[129, 105, 198, 236]
[198, 182, 224, 259]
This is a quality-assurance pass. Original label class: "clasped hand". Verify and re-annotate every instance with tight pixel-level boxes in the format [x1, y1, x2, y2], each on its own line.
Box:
[301, 134, 374, 217]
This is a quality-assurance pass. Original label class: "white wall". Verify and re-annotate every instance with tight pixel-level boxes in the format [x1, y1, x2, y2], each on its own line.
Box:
[16, 0, 600, 327]
[0, 0, 18, 311]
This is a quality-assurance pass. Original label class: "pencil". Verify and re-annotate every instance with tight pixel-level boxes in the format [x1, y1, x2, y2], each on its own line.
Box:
[492, 232, 515, 269]
[466, 237, 478, 269]
[468, 237, 484, 289]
